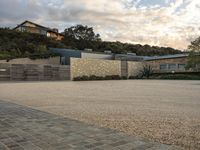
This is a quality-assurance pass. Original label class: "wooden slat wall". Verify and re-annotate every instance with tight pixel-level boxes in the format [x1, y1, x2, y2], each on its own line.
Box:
[0, 63, 10, 81]
[11, 64, 25, 81]
[0, 63, 70, 81]
[26, 64, 40, 81]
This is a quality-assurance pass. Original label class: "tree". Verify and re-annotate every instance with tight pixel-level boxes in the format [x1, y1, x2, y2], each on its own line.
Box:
[186, 36, 200, 71]
[63, 25, 101, 50]
[140, 64, 154, 79]
[64, 25, 101, 41]
[188, 37, 200, 51]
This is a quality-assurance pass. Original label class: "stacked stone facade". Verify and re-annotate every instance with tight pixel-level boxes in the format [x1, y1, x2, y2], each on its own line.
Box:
[70, 58, 143, 79]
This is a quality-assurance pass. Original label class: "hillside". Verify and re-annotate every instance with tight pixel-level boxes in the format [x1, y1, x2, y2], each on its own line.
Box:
[0, 28, 66, 60]
[0, 28, 182, 60]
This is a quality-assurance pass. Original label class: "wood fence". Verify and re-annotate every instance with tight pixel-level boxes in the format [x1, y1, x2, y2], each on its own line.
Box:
[0, 63, 70, 81]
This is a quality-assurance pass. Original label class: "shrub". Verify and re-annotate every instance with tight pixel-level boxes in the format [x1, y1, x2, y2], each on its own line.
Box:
[105, 75, 121, 80]
[129, 75, 142, 79]
[0, 53, 11, 60]
[73, 75, 122, 81]
[89, 75, 104, 80]
[121, 76, 128, 80]
[140, 64, 154, 79]
[151, 74, 200, 80]
[73, 76, 90, 81]
[28, 52, 59, 60]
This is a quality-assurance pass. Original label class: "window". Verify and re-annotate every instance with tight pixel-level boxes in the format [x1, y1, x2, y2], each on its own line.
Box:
[21, 27, 26, 32]
[60, 56, 66, 65]
[160, 64, 167, 70]
[168, 64, 177, 70]
[178, 64, 186, 70]
[47, 32, 51, 37]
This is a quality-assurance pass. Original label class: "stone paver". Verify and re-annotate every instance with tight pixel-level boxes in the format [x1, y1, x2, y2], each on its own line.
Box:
[0, 100, 181, 150]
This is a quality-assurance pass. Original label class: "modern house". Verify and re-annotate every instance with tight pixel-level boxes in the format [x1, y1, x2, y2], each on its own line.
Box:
[1, 46, 199, 81]
[49, 48, 200, 73]
[145, 54, 200, 73]
[13, 20, 64, 41]
[48, 48, 150, 65]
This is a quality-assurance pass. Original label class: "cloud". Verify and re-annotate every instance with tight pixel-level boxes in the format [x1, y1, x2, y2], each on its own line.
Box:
[0, 0, 200, 50]
[0, 0, 41, 23]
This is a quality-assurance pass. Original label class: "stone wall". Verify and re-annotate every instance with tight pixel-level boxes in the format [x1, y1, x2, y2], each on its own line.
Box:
[70, 58, 144, 80]
[0, 57, 60, 65]
[128, 61, 144, 77]
[0, 63, 70, 81]
[70, 58, 121, 79]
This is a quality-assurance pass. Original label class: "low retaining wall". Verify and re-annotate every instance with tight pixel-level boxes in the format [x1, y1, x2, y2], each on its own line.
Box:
[0, 63, 70, 81]
[70, 58, 144, 80]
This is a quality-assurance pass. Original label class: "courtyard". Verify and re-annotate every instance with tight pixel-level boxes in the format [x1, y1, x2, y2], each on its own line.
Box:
[0, 80, 200, 149]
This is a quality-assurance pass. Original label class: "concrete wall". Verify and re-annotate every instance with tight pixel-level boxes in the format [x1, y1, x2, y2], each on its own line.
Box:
[128, 61, 144, 77]
[0, 57, 60, 65]
[0, 63, 70, 81]
[81, 52, 113, 60]
[49, 48, 81, 65]
[70, 58, 121, 79]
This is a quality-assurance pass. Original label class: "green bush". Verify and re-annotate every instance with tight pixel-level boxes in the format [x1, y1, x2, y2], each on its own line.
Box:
[73, 74, 200, 81]
[28, 52, 59, 60]
[0, 53, 11, 60]
[129, 75, 142, 79]
[73, 76, 90, 81]
[151, 74, 200, 80]
[105, 75, 121, 80]
[73, 75, 122, 81]
[89, 75, 103, 80]
[120, 76, 128, 80]
[139, 65, 154, 79]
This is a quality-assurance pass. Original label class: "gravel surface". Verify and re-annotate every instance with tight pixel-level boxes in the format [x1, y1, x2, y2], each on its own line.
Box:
[0, 80, 200, 149]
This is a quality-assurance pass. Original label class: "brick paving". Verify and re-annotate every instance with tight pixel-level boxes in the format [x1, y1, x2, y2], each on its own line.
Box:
[0, 100, 181, 150]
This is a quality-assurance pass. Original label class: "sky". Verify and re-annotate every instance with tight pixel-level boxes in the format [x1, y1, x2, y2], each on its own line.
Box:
[0, 0, 200, 50]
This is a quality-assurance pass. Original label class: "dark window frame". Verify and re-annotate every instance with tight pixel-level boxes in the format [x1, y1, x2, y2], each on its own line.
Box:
[178, 64, 186, 70]
[168, 64, 177, 70]
[160, 64, 167, 70]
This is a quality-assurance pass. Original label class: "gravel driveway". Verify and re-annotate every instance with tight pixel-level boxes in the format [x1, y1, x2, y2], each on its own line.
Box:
[0, 80, 200, 149]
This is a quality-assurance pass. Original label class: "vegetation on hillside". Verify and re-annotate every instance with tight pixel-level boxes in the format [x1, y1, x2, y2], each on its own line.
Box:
[0, 25, 182, 60]
[0, 28, 67, 60]
[63, 25, 182, 55]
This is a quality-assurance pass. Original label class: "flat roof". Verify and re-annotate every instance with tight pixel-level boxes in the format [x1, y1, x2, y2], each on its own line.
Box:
[144, 54, 189, 61]
[49, 48, 197, 61]
[49, 48, 113, 55]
